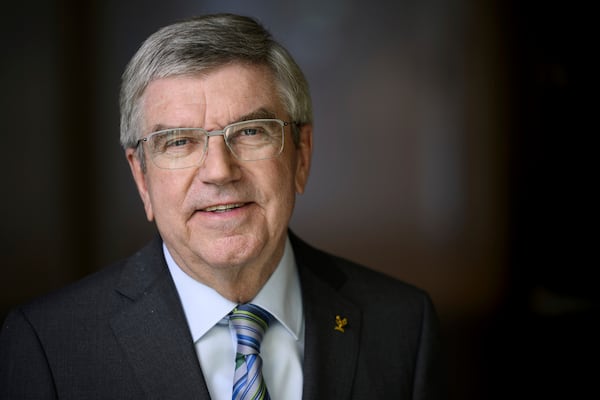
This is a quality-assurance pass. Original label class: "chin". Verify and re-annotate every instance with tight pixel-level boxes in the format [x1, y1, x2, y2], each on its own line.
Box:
[193, 233, 266, 268]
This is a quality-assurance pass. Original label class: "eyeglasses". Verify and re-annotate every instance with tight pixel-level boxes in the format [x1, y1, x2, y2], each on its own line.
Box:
[136, 119, 289, 169]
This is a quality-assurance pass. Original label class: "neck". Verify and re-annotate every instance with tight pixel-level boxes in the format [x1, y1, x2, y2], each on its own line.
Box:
[207, 262, 277, 303]
[165, 242, 284, 303]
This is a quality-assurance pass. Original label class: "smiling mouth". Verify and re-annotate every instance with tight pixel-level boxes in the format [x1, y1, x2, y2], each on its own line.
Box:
[201, 203, 247, 213]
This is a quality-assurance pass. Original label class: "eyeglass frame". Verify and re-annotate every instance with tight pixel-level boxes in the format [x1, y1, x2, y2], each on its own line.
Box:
[135, 118, 293, 169]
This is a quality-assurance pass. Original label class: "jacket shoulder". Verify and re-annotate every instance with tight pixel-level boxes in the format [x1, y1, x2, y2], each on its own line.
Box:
[13, 237, 164, 326]
[290, 232, 432, 307]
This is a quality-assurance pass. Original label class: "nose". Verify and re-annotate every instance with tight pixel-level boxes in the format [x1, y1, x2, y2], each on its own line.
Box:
[198, 135, 241, 185]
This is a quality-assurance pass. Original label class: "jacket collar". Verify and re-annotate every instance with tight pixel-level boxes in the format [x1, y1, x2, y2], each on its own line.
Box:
[110, 237, 211, 399]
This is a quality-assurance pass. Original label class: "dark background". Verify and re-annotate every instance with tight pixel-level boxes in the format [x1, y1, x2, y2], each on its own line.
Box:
[1, 0, 597, 398]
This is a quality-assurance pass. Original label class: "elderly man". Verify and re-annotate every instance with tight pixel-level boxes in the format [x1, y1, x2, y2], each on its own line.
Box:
[0, 14, 444, 399]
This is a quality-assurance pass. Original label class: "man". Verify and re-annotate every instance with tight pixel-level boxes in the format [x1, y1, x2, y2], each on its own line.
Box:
[0, 14, 444, 399]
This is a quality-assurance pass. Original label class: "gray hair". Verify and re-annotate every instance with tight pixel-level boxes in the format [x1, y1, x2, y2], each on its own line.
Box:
[119, 13, 312, 151]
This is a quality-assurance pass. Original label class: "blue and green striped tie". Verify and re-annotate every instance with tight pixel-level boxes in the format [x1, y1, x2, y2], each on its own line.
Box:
[231, 304, 273, 400]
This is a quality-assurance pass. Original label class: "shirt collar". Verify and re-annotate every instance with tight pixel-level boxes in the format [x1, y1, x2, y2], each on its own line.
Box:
[164, 236, 303, 342]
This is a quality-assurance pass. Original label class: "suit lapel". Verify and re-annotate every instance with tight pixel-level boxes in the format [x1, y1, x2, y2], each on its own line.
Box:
[110, 238, 211, 399]
[292, 234, 362, 400]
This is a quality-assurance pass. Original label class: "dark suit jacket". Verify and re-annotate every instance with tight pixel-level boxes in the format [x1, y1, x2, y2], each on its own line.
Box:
[0, 233, 444, 399]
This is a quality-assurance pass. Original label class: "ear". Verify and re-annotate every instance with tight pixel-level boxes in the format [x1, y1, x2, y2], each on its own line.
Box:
[294, 123, 313, 194]
[125, 148, 155, 221]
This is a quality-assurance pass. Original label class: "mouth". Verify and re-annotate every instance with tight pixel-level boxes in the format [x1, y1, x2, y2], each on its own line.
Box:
[200, 203, 247, 213]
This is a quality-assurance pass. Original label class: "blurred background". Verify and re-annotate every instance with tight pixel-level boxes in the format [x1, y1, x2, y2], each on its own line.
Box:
[1, 0, 597, 398]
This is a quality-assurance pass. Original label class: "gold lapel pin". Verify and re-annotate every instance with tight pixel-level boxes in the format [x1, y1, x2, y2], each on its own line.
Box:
[334, 315, 348, 333]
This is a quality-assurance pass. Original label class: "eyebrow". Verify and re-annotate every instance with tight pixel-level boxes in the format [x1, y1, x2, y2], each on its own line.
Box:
[236, 108, 278, 122]
[149, 107, 278, 133]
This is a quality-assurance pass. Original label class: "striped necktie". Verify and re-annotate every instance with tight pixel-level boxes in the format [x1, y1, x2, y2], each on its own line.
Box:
[230, 304, 274, 400]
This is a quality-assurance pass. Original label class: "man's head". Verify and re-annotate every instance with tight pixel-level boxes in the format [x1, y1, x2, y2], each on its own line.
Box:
[120, 14, 313, 302]
[120, 14, 312, 156]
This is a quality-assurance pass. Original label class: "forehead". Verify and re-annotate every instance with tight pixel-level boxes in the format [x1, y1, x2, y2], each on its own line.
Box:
[140, 63, 283, 130]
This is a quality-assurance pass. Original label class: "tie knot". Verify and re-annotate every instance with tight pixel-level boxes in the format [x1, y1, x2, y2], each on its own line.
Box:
[230, 304, 273, 356]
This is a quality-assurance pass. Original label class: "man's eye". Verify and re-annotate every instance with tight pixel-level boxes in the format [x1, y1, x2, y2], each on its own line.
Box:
[167, 138, 190, 147]
[241, 128, 260, 136]
[153, 133, 202, 154]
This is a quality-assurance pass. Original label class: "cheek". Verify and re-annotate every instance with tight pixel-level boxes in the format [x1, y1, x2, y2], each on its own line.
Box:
[146, 173, 189, 220]
[261, 161, 298, 219]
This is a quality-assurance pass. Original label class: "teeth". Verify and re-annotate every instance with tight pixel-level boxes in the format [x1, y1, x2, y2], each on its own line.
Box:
[203, 203, 245, 212]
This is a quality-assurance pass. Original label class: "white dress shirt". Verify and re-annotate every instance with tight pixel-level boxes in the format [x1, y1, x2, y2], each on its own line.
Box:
[164, 237, 304, 400]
